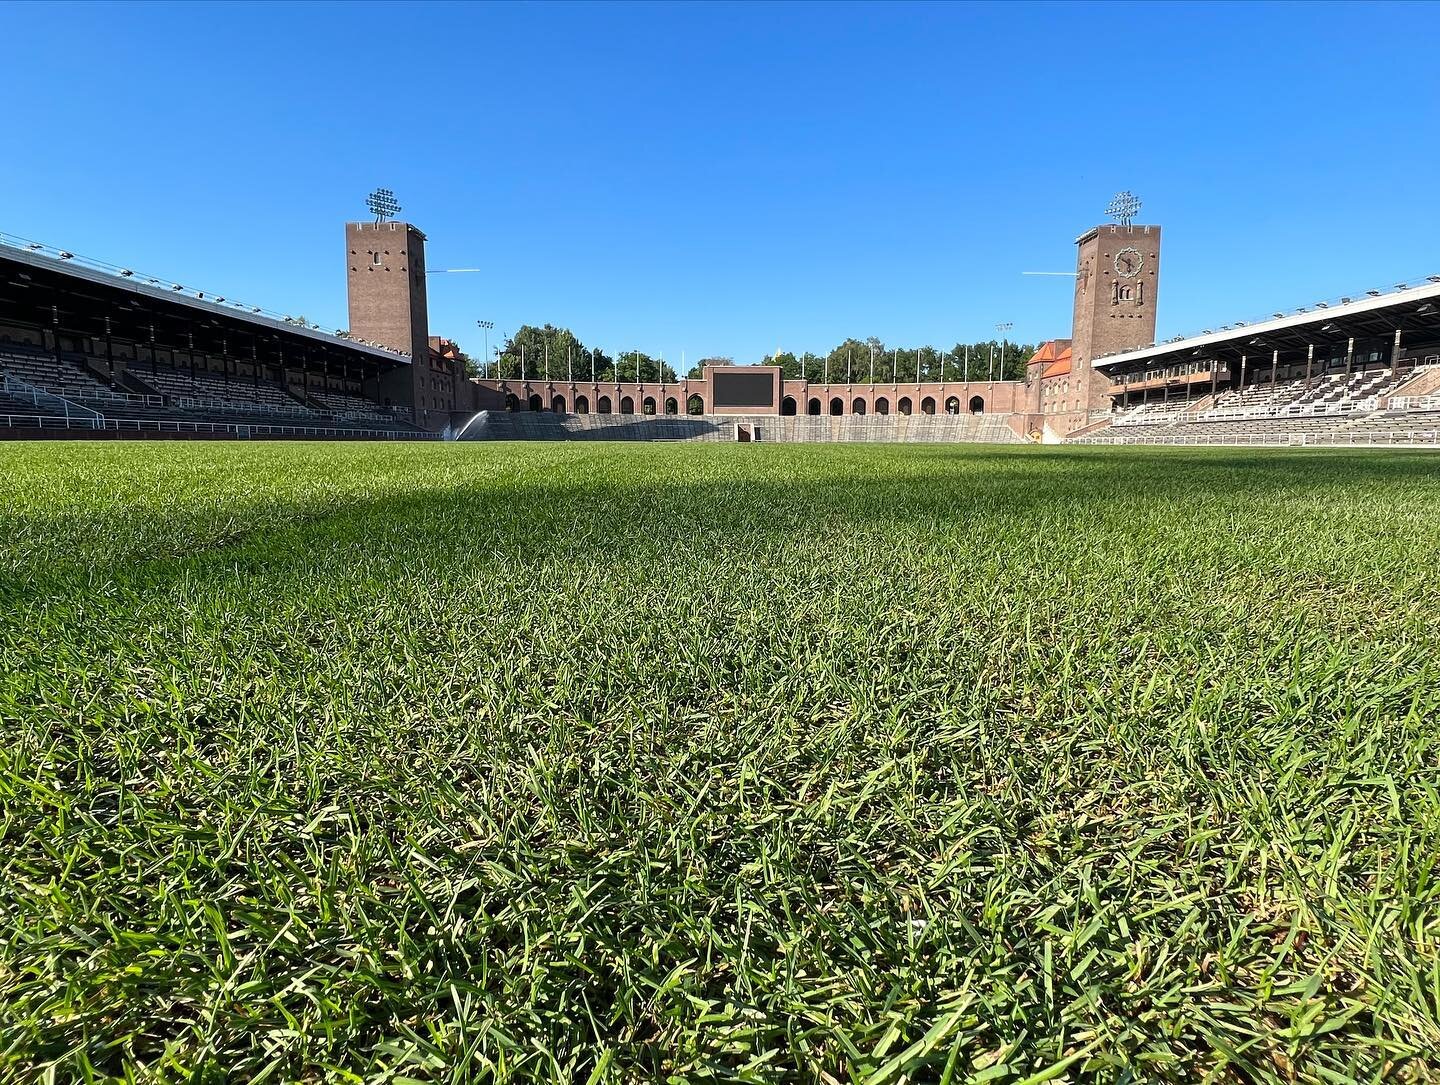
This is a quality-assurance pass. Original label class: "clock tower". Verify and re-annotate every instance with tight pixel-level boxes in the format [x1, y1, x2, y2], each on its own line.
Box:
[1070, 198, 1161, 414]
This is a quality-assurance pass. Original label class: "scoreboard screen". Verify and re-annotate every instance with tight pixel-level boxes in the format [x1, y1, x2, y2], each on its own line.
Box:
[711, 369, 775, 408]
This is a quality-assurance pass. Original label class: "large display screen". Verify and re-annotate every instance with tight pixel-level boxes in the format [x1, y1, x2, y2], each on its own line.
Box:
[712, 369, 775, 408]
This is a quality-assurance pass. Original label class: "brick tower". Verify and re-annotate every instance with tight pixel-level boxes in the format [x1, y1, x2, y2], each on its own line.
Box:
[346, 217, 430, 418]
[1070, 211, 1161, 413]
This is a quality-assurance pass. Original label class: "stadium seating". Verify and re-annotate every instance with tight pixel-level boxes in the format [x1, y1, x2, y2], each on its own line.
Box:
[459, 411, 1023, 443]
[129, 365, 309, 413]
[0, 342, 426, 438]
[1086, 366, 1440, 445]
[1202, 368, 1410, 417]
[309, 389, 410, 425]
[0, 347, 113, 398]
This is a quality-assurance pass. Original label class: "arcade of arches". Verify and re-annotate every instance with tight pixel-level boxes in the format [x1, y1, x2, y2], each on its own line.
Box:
[483, 379, 1019, 417]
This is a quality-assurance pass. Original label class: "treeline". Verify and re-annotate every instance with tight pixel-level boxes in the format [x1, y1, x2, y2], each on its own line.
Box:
[487, 325, 1036, 384]
[757, 338, 1038, 384]
[489, 325, 680, 382]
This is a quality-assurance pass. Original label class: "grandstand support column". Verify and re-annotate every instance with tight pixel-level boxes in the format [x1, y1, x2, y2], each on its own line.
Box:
[1306, 343, 1314, 389]
[103, 316, 115, 384]
[1271, 350, 1279, 390]
[1394, 328, 1404, 372]
[49, 296, 63, 371]
[1345, 337, 1355, 378]
[1239, 353, 1247, 391]
[1211, 358, 1218, 399]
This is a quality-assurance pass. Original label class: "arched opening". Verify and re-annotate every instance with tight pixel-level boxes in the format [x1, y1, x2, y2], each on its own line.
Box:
[597, 395, 612, 414]
[874, 397, 889, 416]
[898, 397, 912, 415]
[528, 393, 543, 412]
[664, 397, 678, 414]
[852, 397, 867, 415]
[642, 396, 656, 415]
[829, 397, 844, 416]
[921, 396, 937, 415]
[944, 396, 959, 415]
[807, 397, 821, 415]
[620, 396, 635, 414]
[574, 395, 590, 414]
[687, 394, 704, 415]
[781, 396, 797, 415]
[551, 395, 567, 413]
[504, 393, 520, 412]
[969, 395, 985, 414]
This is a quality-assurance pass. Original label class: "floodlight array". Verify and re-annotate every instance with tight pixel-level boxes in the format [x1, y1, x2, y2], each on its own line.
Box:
[1105, 191, 1143, 227]
[366, 187, 402, 223]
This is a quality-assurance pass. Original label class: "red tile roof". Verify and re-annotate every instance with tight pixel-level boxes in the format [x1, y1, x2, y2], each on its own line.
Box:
[1029, 339, 1073, 378]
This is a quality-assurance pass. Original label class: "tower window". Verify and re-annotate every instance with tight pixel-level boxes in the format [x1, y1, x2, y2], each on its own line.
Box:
[372, 253, 383, 266]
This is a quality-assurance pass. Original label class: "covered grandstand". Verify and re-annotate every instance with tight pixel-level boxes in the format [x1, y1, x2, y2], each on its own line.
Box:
[0, 236, 435, 439]
[1081, 278, 1440, 446]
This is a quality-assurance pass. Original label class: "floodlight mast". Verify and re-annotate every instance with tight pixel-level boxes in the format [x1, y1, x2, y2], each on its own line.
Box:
[1105, 190, 1142, 228]
[366, 188, 402, 224]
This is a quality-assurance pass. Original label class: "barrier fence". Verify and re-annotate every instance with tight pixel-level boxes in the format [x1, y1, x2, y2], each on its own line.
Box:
[0, 411, 436, 440]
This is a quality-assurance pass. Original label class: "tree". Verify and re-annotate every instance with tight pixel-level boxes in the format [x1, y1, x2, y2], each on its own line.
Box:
[486, 325, 1035, 386]
[687, 356, 734, 379]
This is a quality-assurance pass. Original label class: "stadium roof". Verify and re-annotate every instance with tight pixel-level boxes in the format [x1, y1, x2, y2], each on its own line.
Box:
[0, 236, 410, 366]
[1094, 277, 1440, 370]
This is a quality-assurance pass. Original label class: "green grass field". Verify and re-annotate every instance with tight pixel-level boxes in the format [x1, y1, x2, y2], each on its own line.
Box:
[2, 441, 1439, 1083]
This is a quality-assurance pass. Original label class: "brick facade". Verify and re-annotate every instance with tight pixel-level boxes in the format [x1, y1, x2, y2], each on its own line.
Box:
[474, 373, 1031, 432]
[1071, 224, 1161, 416]
[346, 221, 435, 426]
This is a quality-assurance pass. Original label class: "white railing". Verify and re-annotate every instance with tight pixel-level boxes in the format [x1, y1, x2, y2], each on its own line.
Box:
[1391, 395, 1440, 410]
[1081, 430, 1440, 448]
[1196, 399, 1374, 422]
[0, 412, 102, 430]
[171, 394, 324, 419]
[0, 373, 158, 407]
[1, 374, 103, 427]
[68, 387, 163, 406]
[101, 417, 435, 440]
[0, 406, 432, 440]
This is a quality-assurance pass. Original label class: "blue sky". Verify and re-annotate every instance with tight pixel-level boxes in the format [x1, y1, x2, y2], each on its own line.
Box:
[3, 1, 1437, 364]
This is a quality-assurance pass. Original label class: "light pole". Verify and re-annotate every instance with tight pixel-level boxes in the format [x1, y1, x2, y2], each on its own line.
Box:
[995, 322, 1013, 381]
[476, 320, 493, 378]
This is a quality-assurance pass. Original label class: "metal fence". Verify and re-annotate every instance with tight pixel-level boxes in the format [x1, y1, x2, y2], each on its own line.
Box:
[1081, 431, 1440, 448]
[0, 411, 436, 440]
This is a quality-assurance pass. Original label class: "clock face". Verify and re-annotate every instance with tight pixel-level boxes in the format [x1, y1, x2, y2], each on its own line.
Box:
[1113, 247, 1144, 279]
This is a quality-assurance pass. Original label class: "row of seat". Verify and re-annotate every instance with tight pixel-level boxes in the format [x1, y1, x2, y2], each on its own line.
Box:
[1200, 367, 1410, 417]
[130, 364, 309, 412]
[462, 411, 1023, 443]
[0, 342, 421, 436]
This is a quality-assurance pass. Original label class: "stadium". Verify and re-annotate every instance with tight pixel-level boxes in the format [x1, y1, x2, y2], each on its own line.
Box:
[5, 3, 1440, 1076]
[5, 189, 1440, 1083]
[5, 194, 1439, 448]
